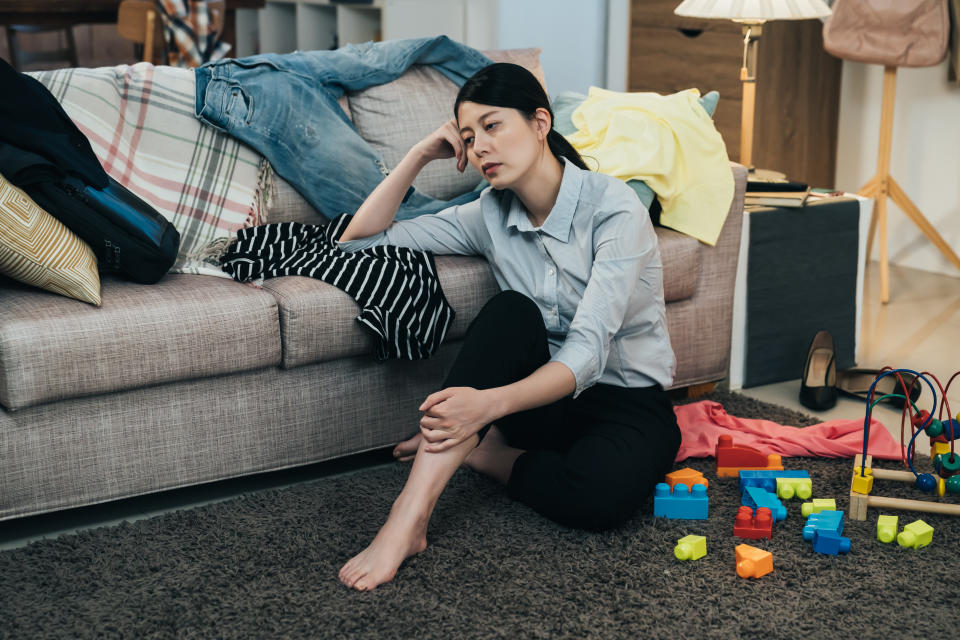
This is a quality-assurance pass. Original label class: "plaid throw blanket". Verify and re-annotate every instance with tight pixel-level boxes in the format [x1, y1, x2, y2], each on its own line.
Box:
[159, 0, 231, 68]
[29, 64, 263, 277]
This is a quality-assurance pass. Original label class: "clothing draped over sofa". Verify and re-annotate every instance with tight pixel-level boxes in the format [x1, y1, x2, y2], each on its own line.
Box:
[220, 215, 455, 361]
[566, 87, 735, 246]
[194, 36, 492, 222]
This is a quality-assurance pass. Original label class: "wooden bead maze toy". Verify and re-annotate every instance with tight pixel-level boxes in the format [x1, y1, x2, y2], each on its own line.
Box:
[849, 368, 960, 520]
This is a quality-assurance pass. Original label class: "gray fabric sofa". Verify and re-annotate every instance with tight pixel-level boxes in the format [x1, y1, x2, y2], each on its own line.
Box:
[0, 54, 746, 522]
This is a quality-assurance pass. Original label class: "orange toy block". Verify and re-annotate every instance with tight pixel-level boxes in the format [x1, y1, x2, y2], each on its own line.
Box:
[716, 435, 783, 478]
[735, 544, 773, 579]
[665, 467, 709, 491]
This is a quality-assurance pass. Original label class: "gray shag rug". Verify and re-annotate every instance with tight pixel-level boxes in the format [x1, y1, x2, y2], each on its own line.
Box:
[2, 390, 959, 639]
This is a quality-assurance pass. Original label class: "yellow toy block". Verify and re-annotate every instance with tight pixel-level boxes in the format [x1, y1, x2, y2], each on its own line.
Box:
[674, 534, 707, 561]
[801, 498, 837, 518]
[931, 441, 951, 458]
[851, 469, 874, 495]
[897, 519, 934, 549]
[876, 515, 898, 543]
[735, 544, 773, 579]
[665, 468, 709, 491]
[776, 477, 812, 500]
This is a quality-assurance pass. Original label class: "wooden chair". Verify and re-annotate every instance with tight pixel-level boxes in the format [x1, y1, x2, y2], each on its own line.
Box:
[117, 0, 164, 64]
[5, 24, 79, 72]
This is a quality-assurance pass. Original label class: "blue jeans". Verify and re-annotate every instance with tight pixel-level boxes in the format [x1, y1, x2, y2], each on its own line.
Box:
[195, 36, 491, 220]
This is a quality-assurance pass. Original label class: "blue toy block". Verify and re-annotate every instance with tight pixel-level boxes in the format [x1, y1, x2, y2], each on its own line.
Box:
[802, 510, 844, 541]
[742, 485, 787, 521]
[653, 482, 708, 519]
[739, 470, 811, 493]
[812, 529, 851, 555]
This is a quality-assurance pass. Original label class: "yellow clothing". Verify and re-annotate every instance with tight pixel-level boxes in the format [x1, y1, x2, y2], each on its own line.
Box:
[566, 87, 733, 245]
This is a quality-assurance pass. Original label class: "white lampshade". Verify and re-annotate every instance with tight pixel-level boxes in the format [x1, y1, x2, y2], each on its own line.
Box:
[674, 0, 832, 21]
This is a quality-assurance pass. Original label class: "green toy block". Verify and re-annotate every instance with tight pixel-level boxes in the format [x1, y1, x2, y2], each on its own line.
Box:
[897, 519, 934, 549]
[801, 498, 837, 518]
[674, 534, 707, 561]
[776, 477, 813, 500]
[876, 514, 898, 543]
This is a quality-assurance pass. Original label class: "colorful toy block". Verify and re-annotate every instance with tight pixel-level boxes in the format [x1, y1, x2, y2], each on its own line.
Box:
[665, 467, 709, 491]
[716, 435, 783, 478]
[734, 506, 773, 540]
[802, 510, 844, 541]
[653, 482, 708, 519]
[801, 498, 837, 518]
[674, 534, 707, 561]
[812, 529, 851, 555]
[931, 440, 951, 459]
[897, 519, 934, 549]
[851, 469, 874, 495]
[738, 470, 810, 494]
[742, 485, 787, 521]
[876, 515, 898, 543]
[775, 477, 813, 500]
[735, 544, 773, 579]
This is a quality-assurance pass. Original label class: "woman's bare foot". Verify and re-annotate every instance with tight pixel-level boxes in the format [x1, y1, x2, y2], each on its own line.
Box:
[392, 432, 421, 462]
[338, 495, 429, 591]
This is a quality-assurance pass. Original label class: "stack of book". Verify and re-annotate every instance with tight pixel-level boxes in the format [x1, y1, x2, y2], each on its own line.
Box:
[744, 180, 810, 208]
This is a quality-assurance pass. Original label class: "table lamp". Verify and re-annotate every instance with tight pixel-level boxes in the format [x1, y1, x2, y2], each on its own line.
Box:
[674, 0, 832, 172]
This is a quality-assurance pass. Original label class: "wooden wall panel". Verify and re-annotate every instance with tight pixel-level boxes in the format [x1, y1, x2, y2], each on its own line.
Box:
[628, 0, 842, 188]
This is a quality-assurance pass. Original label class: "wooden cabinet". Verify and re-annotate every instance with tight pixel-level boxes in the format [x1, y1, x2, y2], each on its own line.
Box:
[628, 0, 841, 187]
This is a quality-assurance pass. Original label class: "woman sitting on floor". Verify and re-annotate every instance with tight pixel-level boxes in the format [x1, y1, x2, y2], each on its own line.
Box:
[336, 63, 681, 591]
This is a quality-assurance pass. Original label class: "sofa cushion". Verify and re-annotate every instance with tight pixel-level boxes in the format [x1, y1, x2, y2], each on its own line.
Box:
[0, 274, 281, 410]
[347, 48, 545, 202]
[260, 255, 499, 368]
[0, 173, 101, 306]
[657, 226, 700, 302]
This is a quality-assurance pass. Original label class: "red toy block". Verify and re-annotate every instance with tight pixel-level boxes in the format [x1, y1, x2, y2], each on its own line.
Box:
[665, 467, 709, 491]
[716, 435, 783, 478]
[733, 505, 773, 540]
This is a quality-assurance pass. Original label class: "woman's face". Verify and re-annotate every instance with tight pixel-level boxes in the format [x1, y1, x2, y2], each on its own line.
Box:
[456, 102, 544, 189]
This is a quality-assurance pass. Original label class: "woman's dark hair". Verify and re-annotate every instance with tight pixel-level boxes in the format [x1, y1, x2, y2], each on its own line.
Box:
[454, 63, 589, 171]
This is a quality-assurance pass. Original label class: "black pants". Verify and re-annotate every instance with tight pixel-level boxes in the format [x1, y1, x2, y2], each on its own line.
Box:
[444, 291, 682, 531]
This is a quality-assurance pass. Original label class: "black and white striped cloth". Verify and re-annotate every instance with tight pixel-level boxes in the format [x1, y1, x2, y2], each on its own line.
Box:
[220, 214, 455, 361]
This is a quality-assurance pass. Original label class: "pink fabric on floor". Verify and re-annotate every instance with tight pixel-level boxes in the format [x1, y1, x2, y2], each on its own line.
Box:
[674, 400, 905, 462]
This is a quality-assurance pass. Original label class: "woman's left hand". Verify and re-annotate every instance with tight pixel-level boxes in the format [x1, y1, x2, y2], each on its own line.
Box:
[418, 387, 497, 452]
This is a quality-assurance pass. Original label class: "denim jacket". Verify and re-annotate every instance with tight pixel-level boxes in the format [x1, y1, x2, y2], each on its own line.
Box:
[195, 36, 492, 220]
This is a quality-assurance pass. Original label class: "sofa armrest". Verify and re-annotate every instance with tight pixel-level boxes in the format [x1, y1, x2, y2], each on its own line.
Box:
[665, 162, 747, 389]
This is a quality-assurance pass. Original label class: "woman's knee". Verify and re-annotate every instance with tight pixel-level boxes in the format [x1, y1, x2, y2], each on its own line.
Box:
[476, 290, 541, 327]
[464, 290, 546, 352]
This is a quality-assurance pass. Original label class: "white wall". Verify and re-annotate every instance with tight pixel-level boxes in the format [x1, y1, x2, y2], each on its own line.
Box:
[498, 0, 609, 98]
[835, 61, 960, 278]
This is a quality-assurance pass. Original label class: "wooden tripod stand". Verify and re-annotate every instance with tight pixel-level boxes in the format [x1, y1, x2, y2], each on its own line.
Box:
[858, 66, 960, 304]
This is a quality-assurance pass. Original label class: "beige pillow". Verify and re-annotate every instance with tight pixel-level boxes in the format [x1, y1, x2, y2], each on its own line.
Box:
[0, 173, 101, 306]
[347, 48, 545, 201]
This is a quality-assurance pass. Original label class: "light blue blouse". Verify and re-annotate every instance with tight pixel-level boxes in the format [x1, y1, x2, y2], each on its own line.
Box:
[337, 158, 676, 397]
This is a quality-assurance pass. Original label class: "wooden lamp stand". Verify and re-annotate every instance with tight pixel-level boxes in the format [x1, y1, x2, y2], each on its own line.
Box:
[857, 65, 960, 304]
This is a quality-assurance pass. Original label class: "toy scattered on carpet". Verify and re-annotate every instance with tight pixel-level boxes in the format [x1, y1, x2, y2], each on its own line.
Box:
[735, 544, 773, 579]
[653, 482, 708, 519]
[715, 434, 783, 477]
[849, 368, 960, 520]
[674, 534, 707, 561]
[660, 378, 960, 575]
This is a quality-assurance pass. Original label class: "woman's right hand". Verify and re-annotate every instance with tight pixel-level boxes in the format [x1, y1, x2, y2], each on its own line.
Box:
[413, 118, 468, 173]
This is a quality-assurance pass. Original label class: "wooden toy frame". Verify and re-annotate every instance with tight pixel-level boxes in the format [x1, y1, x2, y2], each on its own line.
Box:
[849, 454, 960, 520]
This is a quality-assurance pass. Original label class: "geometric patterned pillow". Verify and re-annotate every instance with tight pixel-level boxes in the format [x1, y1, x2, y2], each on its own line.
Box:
[0, 172, 101, 306]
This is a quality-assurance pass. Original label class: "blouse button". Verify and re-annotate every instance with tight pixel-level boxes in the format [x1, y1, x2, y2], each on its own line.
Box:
[548, 268, 555, 275]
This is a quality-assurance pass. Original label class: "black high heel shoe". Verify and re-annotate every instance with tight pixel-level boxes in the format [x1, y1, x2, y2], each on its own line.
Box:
[799, 330, 838, 411]
[836, 368, 922, 409]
